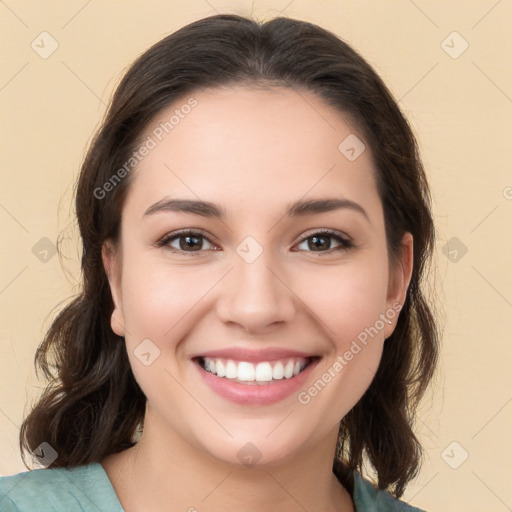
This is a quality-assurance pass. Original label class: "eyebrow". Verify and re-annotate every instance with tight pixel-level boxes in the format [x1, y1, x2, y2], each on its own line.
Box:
[143, 196, 370, 222]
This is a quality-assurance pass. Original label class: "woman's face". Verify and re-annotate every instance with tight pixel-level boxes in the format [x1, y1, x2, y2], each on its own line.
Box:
[103, 85, 413, 467]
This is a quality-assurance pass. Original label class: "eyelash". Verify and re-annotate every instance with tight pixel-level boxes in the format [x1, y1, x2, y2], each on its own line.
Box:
[155, 228, 354, 256]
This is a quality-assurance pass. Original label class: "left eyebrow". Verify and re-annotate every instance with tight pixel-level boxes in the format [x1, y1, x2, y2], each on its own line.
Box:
[143, 196, 370, 223]
[286, 197, 370, 223]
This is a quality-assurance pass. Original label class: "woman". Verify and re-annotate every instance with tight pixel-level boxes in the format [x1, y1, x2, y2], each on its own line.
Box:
[0, 14, 438, 511]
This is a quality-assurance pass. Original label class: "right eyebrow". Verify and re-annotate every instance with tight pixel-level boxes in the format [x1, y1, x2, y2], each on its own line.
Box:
[143, 198, 225, 218]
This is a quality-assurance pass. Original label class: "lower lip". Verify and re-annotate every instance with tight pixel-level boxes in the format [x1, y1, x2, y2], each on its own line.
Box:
[195, 359, 319, 406]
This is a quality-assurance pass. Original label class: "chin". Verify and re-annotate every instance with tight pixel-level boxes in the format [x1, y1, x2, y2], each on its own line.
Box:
[197, 429, 308, 470]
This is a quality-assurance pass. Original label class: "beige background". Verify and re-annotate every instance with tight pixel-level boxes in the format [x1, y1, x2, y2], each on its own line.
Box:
[1, 1, 511, 510]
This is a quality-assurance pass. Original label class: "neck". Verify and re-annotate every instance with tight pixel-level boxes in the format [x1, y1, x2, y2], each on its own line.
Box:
[102, 410, 354, 512]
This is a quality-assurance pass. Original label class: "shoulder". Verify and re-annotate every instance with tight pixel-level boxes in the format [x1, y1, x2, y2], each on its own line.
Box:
[0, 462, 123, 512]
[353, 472, 428, 512]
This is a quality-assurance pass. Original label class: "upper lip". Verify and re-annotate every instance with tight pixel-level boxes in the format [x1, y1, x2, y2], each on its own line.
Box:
[191, 347, 319, 363]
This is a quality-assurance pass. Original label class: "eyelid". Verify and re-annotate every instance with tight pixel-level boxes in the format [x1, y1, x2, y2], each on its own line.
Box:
[294, 228, 353, 253]
[298, 228, 352, 244]
[155, 228, 219, 254]
[156, 228, 354, 255]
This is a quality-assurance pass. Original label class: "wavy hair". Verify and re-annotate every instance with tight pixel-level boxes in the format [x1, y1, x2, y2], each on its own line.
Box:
[20, 14, 439, 499]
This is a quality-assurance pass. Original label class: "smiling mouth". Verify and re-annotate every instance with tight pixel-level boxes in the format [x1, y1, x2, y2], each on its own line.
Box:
[195, 356, 319, 385]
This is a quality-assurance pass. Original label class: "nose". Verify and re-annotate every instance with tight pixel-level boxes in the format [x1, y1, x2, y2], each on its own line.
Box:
[216, 249, 297, 334]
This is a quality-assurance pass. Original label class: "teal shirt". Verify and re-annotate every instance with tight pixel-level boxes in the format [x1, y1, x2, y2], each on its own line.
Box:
[0, 462, 427, 511]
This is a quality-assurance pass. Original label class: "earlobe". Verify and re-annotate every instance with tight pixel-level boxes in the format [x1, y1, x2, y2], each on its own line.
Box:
[101, 240, 125, 337]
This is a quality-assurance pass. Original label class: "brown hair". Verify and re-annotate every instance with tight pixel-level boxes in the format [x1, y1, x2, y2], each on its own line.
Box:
[20, 14, 439, 499]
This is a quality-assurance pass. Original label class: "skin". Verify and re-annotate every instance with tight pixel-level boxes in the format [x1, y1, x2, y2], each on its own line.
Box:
[100, 85, 413, 512]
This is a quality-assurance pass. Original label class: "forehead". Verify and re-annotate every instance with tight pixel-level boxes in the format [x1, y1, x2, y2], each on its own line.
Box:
[124, 85, 380, 220]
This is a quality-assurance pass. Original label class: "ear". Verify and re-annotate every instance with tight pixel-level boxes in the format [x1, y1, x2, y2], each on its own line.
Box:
[384, 232, 413, 338]
[102, 239, 126, 337]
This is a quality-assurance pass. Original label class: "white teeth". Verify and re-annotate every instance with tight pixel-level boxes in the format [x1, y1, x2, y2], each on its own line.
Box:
[237, 361, 255, 381]
[225, 360, 237, 379]
[284, 360, 294, 379]
[272, 361, 284, 380]
[216, 360, 226, 377]
[255, 362, 273, 381]
[202, 357, 309, 382]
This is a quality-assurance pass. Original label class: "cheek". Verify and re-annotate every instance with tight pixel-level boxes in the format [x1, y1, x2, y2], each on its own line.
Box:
[120, 245, 390, 357]
[293, 257, 388, 413]
[120, 261, 214, 341]
[118, 263, 213, 405]
[302, 256, 389, 344]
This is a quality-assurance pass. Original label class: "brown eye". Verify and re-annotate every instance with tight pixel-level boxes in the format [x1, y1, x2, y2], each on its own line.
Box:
[158, 230, 217, 254]
[295, 230, 353, 253]
[175, 233, 204, 251]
